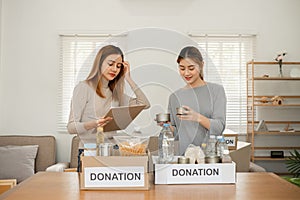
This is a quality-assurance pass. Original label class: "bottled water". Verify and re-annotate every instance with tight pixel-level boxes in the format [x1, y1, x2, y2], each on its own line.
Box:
[158, 123, 174, 163]
[205, 135, 217, 157]
[96, 126, 104, 156]
[217, 136, 228, 158]
[216, 135, 232, 163]
[222, 149, 232, 163]
[217, 135, 227, 157]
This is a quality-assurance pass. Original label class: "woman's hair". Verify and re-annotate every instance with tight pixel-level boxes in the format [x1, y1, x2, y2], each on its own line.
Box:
[177, 46, 204, 80]
[85, 45, 125, 102]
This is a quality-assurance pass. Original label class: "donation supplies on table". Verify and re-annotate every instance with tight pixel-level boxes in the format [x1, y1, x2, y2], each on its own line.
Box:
[80, 105, 151, 190]
[154, 134, 236, 185]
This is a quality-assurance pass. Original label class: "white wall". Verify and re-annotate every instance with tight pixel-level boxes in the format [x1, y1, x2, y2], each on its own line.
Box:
[0, 0, 300, 165]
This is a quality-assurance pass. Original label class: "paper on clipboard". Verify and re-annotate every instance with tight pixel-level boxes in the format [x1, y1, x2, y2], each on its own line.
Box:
[103, 104, 146, 132]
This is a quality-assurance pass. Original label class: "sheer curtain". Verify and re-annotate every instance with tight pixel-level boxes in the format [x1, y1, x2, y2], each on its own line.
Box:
[58, 33, 256, 134]
[57, 35, 112, 132]
[191, 34, 256, 134]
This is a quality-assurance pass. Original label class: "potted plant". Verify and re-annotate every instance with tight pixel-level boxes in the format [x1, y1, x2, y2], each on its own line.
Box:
[284, 150, 300, 187]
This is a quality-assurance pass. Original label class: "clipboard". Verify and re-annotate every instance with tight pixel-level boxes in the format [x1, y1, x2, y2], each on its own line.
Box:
[103, 104, 146, 132]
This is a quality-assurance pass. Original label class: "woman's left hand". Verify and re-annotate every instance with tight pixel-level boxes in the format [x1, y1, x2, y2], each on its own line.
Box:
[176, 105, 200, 122]
[122, 61, 130, 77]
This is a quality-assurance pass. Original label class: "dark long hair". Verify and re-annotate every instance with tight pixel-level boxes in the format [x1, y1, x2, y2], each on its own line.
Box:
[177, 46, 204, 80]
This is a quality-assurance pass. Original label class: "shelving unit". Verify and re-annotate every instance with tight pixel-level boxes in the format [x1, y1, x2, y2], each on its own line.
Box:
[246, 61, 300, 165]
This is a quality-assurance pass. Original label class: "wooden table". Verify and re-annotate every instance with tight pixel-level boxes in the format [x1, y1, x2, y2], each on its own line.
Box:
[0, 172, 299, 200]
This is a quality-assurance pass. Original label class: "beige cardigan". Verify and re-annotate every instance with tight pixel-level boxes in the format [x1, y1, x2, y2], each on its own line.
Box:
[67, 81, 150, 148]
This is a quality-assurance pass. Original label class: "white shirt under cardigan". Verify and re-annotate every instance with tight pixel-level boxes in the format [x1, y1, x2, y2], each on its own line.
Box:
[168, 82, 227, 155]
[67, 80, 150, 148]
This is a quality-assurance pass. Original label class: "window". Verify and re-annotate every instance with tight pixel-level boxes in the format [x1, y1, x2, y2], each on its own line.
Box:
[58, 33, 256, 135]
[57, 35, 113, 132]
[191, 34, 256, 134]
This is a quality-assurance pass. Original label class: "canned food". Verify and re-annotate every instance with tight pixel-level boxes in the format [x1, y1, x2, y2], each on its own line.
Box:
[176, 107, 187, 115]
[205, 156, 221, 164]
[178, 156, 190, 164]
[155, 113, 170, 123]
[99, 143, 113, 156]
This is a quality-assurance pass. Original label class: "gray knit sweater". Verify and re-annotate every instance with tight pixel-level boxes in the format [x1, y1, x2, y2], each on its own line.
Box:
[168, 82, 227, 155]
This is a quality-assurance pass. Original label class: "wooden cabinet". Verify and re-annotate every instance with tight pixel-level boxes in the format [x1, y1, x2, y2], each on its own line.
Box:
[246, 61, 300, 165]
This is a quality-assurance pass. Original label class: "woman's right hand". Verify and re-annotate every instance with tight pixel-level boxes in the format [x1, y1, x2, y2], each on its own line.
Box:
[176, 105, 200, 122]
[155, 120, 171, 127]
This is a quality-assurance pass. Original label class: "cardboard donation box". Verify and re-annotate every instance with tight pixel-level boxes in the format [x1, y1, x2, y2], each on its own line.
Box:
[153, 156, 236, 185]
[80, 156, 151, 190]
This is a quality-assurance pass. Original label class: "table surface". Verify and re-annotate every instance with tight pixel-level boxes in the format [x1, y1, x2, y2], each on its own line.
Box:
[0, 172, 299, 200]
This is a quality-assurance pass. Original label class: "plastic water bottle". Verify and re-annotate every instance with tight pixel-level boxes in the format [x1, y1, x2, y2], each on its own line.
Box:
[217, 136, 228, 158]
[158, 123, 174, 163]
[217, 136, 232, 163]
[222, 149, 232, 163]
[205, 135, 217, 157]
[96, 126, 104, 156]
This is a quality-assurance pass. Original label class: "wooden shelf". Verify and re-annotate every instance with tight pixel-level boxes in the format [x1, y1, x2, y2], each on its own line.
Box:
[254, 131, 300, 135]
[248, 121, 300, 124]
[254, 146, 300, 150]
[253, 104, 300, 106]
[247, 61, 300, 171]
[248, 95, 300, 98]
[247, 61, 300, 65]
[252, 77, 300, 80]
[254, 156, 288, 161]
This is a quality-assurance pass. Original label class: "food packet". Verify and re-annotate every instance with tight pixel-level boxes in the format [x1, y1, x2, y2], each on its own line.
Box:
[113, 136, 149, 156]
[184, 144, 205, 164]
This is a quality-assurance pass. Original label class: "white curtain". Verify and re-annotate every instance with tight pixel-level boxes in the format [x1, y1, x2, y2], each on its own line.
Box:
[191, 34, 256, 134]
[58, 33, 256, 135]
[57, 35, 112, 132]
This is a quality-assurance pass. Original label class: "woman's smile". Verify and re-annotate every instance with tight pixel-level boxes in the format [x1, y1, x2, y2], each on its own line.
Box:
[184, 76, 192, 81]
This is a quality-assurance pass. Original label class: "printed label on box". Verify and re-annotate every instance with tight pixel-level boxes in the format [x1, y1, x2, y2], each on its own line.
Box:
[155, 162, 236, 184]
[84, 166, 145, 187]
[224, 136, 236, 147]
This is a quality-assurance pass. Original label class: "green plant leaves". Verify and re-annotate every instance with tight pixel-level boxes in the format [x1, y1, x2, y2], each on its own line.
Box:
[286, 150, 300, 178]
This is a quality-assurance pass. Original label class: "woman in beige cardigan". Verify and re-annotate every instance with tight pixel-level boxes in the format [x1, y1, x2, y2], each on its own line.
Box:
[67, 45, 150, 171]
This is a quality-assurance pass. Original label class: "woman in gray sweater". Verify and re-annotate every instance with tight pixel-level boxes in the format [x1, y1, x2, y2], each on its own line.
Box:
[168, 46, 227, 155]
[67, 45, 150, 170]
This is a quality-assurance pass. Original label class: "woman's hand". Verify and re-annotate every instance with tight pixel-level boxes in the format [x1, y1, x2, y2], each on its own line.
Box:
[176, 105, 201, 123]
[154, 120, 175, 132]
[96, 116, 113, 127]
[122, 61, 131, 78]
[155, 120, 171, 127]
